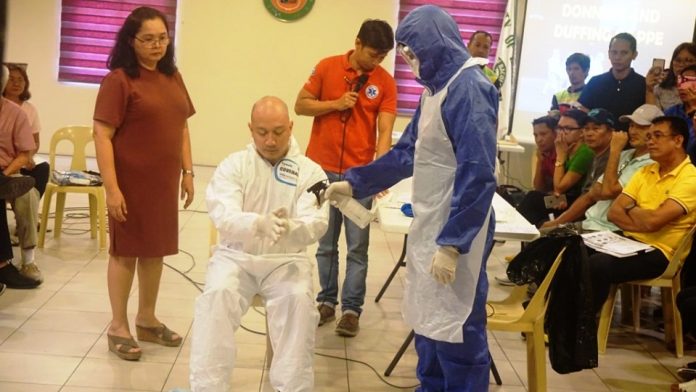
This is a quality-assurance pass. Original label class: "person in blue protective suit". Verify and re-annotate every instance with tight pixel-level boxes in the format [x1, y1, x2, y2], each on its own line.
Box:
[323, 5, 498, 391]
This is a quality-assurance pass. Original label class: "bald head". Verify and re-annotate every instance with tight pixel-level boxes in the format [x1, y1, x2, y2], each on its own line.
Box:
[248, 96, 293, 165]
[250, 96, 290, 123]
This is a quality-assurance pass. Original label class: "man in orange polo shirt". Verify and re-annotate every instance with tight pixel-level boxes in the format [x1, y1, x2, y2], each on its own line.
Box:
[294, 19, 397, 337]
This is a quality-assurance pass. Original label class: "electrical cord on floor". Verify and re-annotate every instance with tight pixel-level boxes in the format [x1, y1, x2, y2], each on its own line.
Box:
[315, 351, 419, 389]
[44, 199, 420, 388]
[164, 246, 421, 389]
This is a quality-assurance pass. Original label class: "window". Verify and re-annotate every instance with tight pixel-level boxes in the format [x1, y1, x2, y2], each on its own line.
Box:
[59, 0, 178, 84]
[396, 0, 506, 115]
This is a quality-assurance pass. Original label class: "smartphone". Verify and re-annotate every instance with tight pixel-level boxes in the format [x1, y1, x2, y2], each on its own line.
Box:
[652, 58, 666, 71]
[543, 194, 567, 209]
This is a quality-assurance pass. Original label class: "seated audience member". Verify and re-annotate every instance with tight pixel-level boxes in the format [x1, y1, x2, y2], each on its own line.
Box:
[646, 42, 696, 111]
[551, 52, 590, 112]
[467, 30, 499, 88]
[517, 109, 593, 227]
[3, 63, 49, 197]
[665, 65, 696, 159]
[543, 104, 661, 230]
[189, 97, 329, 392]
[578, 32, 646, 131]
[589, 116, 696, 316]
[0, 65, 41, 282]
[578, 108, 615, 191]
[0, 173, 39, 290]
[531, 115, 558, 193]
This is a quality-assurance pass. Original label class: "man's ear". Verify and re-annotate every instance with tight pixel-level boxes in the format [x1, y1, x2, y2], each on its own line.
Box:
[632, 51, 638, 61]
[248, 122, 253, 133]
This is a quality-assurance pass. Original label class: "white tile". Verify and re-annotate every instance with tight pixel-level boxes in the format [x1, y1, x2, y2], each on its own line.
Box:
[0, 352, 81, 384]
[66, 357, 172, 390]
[0, 382, 61, 391]
[23, 309, 111, 333]
[0, 328, 100, 356]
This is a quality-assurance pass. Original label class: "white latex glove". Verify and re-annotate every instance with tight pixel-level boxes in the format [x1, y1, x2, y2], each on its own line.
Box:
[430, 246, 460, 285]
[324, 181, 353, 206]
[255, 208, 289, 244]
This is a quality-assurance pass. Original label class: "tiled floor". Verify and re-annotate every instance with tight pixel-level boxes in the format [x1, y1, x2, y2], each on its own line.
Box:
[0, 163, 693, 391]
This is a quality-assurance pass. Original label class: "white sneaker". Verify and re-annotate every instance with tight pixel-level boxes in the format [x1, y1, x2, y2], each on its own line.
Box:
[673, 379, 696, 392]
[20, 264, 43, 283]
[494, 275, 515, 286]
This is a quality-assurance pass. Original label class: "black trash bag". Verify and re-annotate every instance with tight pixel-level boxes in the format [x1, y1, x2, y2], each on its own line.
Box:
[506, 227, 598, 374]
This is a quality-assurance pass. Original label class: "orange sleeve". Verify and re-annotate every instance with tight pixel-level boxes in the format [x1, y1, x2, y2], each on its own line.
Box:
[379, 72, 398, 114]
[302, 59, 325, 98]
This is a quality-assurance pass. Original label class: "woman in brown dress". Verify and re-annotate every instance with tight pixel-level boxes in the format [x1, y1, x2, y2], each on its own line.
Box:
[93, 6, 195, 361]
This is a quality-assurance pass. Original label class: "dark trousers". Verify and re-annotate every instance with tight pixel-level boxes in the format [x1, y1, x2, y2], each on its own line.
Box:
[516, 190, 575, 227]
[20, 161, 49, 198]
[0, 198, 11, 261]
[588, 249, 669, 313]
[677, 286, 696, 337]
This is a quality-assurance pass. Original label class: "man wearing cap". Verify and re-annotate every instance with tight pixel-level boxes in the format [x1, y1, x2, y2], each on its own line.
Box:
[544, 104, 662, 230]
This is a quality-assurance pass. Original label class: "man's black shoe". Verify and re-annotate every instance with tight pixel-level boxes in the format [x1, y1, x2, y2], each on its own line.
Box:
[0, 263, 40, 289]
[0, 176, 34, 200]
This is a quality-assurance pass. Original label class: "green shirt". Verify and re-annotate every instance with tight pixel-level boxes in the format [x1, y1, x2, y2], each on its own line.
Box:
[565, 143, 594, 200]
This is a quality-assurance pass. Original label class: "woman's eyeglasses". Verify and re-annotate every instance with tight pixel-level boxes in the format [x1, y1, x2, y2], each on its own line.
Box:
[134, 35, 170, 48]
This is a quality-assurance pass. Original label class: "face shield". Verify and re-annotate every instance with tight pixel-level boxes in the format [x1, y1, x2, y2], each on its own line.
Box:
[397, 44, 420, 79]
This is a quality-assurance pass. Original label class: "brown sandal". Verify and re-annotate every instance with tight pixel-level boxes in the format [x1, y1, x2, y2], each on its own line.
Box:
[107, 334, 141, 361]
[136, 323, 182, 347]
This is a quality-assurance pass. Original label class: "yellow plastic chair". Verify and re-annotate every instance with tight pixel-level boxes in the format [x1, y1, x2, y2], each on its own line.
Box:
[487, 247, 567, 392]
[38, 126, 107, 249]
[209, 222, 273, 369]
[597, 225, 696, 358]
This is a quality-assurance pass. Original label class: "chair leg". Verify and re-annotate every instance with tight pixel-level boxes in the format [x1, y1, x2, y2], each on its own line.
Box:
[597, 285, 618, 354]
[97, 190, 107, 250]
[38, 188, 54, 248]
[88, 193, 97, 239]
[526, 323, 546, 392]
[265, 313, 273, 369]
[54, 193, 66, 239]
[632, 285, 642, 333]
[662, 286, 683, 358]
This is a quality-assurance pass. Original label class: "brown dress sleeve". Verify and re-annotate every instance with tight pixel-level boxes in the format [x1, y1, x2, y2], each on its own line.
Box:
[94, 70, 129, 128]
[173, 71, 196, 118]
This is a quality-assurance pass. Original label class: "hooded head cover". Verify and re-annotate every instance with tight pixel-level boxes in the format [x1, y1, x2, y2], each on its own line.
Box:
[395, 5, 471, 93]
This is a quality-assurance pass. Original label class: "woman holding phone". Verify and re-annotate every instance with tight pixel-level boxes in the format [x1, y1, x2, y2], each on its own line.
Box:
[645, 42, 696, 110]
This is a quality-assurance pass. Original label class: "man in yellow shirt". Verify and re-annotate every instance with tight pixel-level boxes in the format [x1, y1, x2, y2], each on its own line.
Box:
[590, 116, 696, 312]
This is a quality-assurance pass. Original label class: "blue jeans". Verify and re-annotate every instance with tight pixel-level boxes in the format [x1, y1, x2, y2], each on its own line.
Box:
[315, 171, 372, 314]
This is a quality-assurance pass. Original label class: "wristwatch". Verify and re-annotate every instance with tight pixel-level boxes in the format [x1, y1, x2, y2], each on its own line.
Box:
[554, 161, 565, 167]
[182, 169, 195, 177]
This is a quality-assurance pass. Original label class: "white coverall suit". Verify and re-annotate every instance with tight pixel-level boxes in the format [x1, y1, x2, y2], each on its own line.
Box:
[190, 138, 329, 392]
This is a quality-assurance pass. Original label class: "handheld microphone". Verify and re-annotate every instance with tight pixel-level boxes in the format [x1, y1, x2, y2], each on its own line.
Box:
[341, 74, 369, 122]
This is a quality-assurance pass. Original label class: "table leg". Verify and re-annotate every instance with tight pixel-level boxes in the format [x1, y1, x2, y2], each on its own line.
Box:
[490, 352, 502, 385]
[375, 234, 408, 303]
[384, 329, 415, 376]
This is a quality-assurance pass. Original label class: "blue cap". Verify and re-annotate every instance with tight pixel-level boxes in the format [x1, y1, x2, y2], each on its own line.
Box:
[586, 108, 617, 128]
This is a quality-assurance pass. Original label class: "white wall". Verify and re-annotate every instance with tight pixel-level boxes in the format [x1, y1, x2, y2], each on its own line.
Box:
[5, 0, 407, 165]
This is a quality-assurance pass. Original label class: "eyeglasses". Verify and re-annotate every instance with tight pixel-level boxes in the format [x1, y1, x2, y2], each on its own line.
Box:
[555, 126, 582, 132]
[134, 34, 170, 48]
[673, 57, 696, 66]
[645, 131, 675, 141]
[397, 45, 418, 62]
[678, 74, 696, 85]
